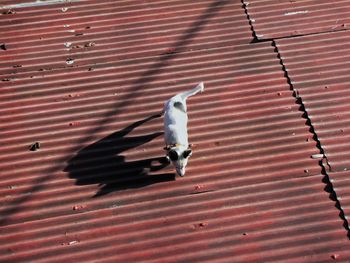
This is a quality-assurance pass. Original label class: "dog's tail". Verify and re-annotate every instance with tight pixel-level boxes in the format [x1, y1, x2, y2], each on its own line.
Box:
[180, 82, 204, 101]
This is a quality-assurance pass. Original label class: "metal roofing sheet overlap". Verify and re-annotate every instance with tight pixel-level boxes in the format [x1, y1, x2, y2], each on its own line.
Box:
[1, 0, 350, 262]
[244, 0, 350, 40]
[276, 30, 350, 229]
[276, 31, 350, 173]
[330, 170, 350, 225]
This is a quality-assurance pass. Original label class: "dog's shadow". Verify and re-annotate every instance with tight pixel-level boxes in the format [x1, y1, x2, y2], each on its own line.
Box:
[64, 114, 175, 197]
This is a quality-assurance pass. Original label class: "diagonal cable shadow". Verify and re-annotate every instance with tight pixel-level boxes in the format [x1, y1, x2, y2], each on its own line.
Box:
[0, 0, 229, 226]
[64, 114, 174, 197]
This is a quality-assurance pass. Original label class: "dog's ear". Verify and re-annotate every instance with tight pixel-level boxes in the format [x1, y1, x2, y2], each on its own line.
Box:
[168, 150, 179, 161]
[183, 149, 192, 158]
[164, 145, 172, 150]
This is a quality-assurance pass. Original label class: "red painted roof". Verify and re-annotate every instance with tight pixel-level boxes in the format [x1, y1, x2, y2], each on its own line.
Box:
[244, 0, 350, 40]
[1, 0, 350, 262]
[276, 30, 350, 228]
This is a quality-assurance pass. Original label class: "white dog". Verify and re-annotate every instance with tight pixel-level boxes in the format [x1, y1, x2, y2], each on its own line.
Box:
[163, 82, 204, 176]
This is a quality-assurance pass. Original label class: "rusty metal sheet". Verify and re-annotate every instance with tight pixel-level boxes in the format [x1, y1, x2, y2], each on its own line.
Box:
[1, 0, 350, 262]
[276, 30, 350, 228]
[244, 0, 350, 40]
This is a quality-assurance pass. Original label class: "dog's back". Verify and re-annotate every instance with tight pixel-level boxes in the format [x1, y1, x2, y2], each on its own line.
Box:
[163, 82, 204, 147]
[164, 96, 189, 147]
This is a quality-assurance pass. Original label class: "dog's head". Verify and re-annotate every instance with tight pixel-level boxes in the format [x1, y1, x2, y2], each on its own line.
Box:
[165, 144, 192, 176]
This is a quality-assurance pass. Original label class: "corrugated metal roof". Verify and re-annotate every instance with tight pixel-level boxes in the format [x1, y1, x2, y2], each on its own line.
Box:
[1, 0, 350, 262]
[244, 0, 350, 40]
[276, 31, 350, 173]
[331, 170, 350, 225]
[276, 30, 350, 229]
[0, 0, 251, 71]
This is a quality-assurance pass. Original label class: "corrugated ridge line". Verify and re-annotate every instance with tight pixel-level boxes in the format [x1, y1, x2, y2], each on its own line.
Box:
[0, 0, 230, 27]
[243, 0, 350, 40]
[2, 102, 299, 147]
[0, 0, 80, 9]
[0, 104, 306, 161]
[275, 31, 350, 164]
[1, 140, 318, 196]
[0, 150, 320, 199]
[0, 0, 230, 16]
[0, 37, 252, 75]
[0, 76, 282, 118]
[5, 223, 348, 261]
[0, 175, 331, 236]
[0, 45, 277, 146]
[0, 64, 278, 98]
[0, 138, 316, 189]
[0, 8, 244, 43]
[0, 43, 269, 78]
[279, 45, 350, 65]
[1, 0, 202, 12]
[0, 9, 246, 46]
[0, 78, 289, 137]
[330, 171, 350, 232]
[243, 0, 349, 9]
[274, 38, 350, 234]
[2, 138, 316, 183]
[0, 95, 297, 144]
[284, 60, 350, 76]
[0, 188, 334, 242]
[276, 30, 350, 49]
[5, 3, 348, 260]
[0, 0, 193, 11]
[0, 0, 252, 66]
[0, 175, 332, 235]
[0, 40, 318, 232]
[0, 103, 298, 155]
[3, 130, 315, 188]
[1, 135, 317, 186]
[0, 34, 249, 69]
[4, 218, 345, 262]
[0, 176, 344, 261]
[4, 222, 346, 262]
[0, 44, 282, 134]
[0, 109, 304, 159]
[2, 140, 314, 178]
[0, 53, 279, 98]
[1, 215, 342, 260]
[0, 83, 290, 133]
[3, 82, 292, 133]
[250, 11, 349, 29]
[1, 18, 243, 51]
[0, 43, 266, 79]
[0, 158, 321, 227]
[2, 1, 243, 37]
[247, 3, 349, 22]
[140, 237, 348, 263]
[253, 22, 348, 41]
